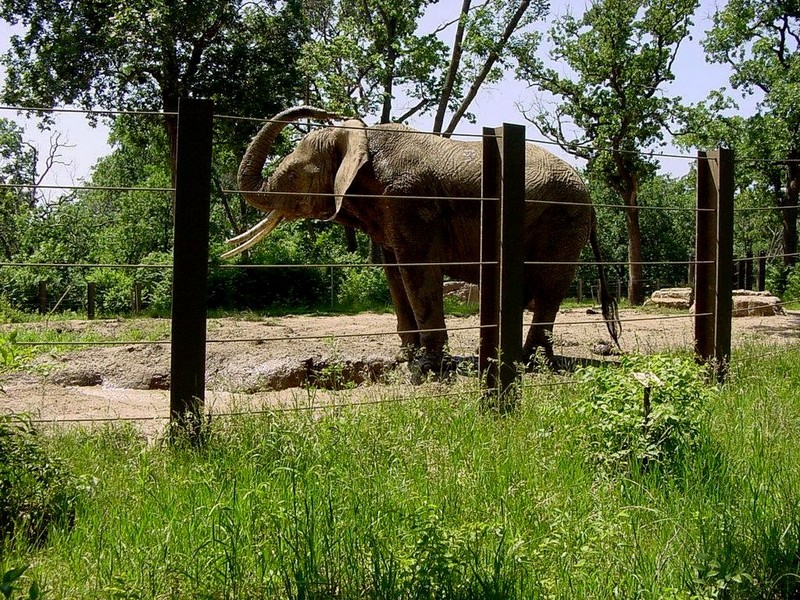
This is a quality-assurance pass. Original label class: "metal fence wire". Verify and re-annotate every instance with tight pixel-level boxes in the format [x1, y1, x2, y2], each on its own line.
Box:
[0, 100, 797, 430]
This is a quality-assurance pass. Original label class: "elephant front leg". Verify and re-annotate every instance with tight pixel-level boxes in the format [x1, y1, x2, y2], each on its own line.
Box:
[395, 261, 452, 378]
[382, 248, 420, 360]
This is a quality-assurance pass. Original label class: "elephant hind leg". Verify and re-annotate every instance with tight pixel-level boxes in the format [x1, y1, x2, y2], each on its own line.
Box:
[523, 299, 560, 367]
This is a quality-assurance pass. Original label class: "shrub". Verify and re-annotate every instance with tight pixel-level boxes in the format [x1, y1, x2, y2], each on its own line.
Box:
[336, 265, 391, 311]
[576, 354, 710, 473]
[784, 263, 800, 301]
[0, 416, 85, 544]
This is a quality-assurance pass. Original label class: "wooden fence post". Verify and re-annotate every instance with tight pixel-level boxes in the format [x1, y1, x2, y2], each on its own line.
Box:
[736, 259, 745, 289]
[695, 148, 734, 381]
[745, 250, 753, 290]
[38, 281, 47, 314]
[479, 123, 525, 412]
[170, 98, 214, 443]
[132, 281, 142, 313]
[87, 283, 96, 320]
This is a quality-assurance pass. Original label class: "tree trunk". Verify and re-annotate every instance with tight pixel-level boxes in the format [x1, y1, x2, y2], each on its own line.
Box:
[344, 225, 358, 253]
[624, 200, 645, 305]
[163, 93, 180, 189]
[784, 150, 799, 269]
[380, 16, 397, 124]
[434, 0, 471, 133]
[618, 171, 645, 305]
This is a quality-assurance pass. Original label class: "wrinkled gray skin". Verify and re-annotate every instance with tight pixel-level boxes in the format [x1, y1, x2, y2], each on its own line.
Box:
[235, 106, 619, 371]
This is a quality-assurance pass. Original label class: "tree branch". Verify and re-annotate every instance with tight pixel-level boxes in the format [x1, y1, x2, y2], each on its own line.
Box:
[444, 0, 532, 135]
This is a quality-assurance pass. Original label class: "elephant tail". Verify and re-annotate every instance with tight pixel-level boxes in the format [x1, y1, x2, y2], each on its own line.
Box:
[589, 216, 622, 347]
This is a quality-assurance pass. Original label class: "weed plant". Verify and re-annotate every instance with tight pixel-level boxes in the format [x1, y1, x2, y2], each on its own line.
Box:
[2, 346, 800, 598]
[0, 416, 86, 546]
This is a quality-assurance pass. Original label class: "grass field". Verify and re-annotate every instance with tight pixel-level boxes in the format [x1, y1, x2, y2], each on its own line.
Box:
[2, 344, 800, 599]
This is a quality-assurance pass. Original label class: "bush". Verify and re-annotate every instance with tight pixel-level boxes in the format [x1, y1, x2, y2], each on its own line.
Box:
[336, 264, 391, 311]
[784, 263, 800, 301]
[576, 354, 710, 473]
[0, 416, 85, 544]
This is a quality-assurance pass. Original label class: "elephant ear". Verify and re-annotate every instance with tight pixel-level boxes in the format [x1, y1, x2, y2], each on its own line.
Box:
[332, 119, 369, 218]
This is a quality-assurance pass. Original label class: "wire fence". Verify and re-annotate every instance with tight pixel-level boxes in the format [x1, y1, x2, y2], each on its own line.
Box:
[1, 101, 799, 430]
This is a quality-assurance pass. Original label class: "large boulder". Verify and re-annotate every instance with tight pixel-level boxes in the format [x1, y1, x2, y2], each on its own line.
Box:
[730, 290, 785, 317]
[687, 289, 785, 317]
[443, 280, 479, 305]
[644, 287, 693, 310]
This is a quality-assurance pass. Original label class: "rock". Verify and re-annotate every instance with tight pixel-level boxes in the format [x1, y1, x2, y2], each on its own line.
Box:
[236, 357, 310, 393]
[307, 355, 398, 389]
[591, 340, 618, 356]
[645, 287, 693, 310]
[688, 289, 785, 317]
[233, 355, 399, 393]
[443, 280, 479, 304]
[50, 369, 103, 387]
[731, 290, 785, 317]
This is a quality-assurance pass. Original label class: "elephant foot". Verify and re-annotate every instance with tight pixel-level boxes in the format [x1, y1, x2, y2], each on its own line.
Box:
[408, 353, 459, 384]
[523, 346, 556, 372]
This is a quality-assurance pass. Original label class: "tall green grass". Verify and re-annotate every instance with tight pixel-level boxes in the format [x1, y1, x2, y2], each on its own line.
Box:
[2, 345, 800, 598]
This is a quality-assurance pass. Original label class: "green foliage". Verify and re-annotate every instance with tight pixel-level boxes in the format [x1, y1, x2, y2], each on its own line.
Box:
[4, 347, 800, 596]
[515, 0, 698, 303]
[0, 332, 32, 371]
[0, 565, 41, 600]
[768, 262, 800, 300]
[299, 0, 445, 119]
[0, 416, 85, 545]
[0, 119, 36, 261]
[585, 172, 696, 291]
[515, 0, 697, 168]
[0, 298, 28, 325]
[393, 507, 526, 599]
[301, 0, 545, 130]
[1, 0, 306, 123]
[577, 354, 710, 472]
[785, 263, 800, 301]
[690, 1, 800, 270]
[335, 264, 391, 311]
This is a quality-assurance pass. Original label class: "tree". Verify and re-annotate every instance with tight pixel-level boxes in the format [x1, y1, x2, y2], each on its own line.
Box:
[298, 0, 545, 260]
[679, 108, 789, 279]
[585, 172, 695, 291]
[0, 119, 36, 259]
[514, 0, 698, 304]
[300, 0, 444, 122]
[433, 0, 544, 135]
[299, 0, 545, 129]
[1, 0, 308, 179]
[702, 0, 800, 271]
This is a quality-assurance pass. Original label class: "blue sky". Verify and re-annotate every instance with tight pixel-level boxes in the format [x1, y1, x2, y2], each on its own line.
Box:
[0, 0, 758, 184]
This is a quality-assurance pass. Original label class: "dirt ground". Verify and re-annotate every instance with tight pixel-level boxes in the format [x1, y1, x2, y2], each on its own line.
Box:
[2, 307, 799, 436]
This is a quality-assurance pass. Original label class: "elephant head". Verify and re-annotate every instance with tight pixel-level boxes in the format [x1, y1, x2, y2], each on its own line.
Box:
[223, 106, 369, 258]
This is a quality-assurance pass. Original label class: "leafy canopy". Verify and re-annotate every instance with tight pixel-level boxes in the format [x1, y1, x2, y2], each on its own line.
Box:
[514, 0, 698, 184]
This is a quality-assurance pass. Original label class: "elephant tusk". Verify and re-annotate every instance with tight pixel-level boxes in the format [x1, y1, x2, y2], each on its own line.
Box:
[225, 211, 279, 246]
[221, 212, 284, 259]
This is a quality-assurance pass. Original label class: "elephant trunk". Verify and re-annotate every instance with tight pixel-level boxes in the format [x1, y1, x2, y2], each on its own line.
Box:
[237, 106, 347, 210]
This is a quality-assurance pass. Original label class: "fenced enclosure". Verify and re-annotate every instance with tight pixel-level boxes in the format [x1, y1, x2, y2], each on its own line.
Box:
[4, 98, 800, 597]
[1, 99, 798, 437]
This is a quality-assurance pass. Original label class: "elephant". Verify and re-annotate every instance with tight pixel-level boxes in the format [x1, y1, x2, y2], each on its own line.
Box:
[225, 106, 621, 372]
